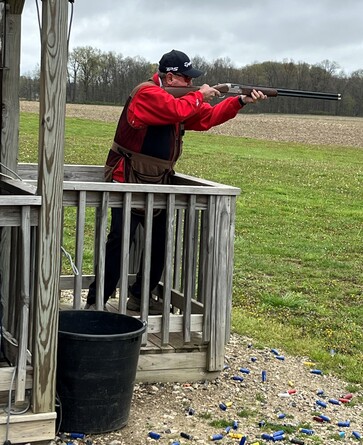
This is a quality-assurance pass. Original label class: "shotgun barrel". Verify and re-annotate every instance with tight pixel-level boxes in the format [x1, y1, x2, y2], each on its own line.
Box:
[165, 83, 341, 101]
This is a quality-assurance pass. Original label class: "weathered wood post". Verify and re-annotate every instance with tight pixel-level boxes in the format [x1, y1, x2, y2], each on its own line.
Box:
[32, 0, 68, 413]
[0, 0, 24, 331]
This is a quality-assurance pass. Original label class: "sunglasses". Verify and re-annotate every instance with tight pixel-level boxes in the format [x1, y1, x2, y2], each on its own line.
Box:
[173, 73, 193, 83]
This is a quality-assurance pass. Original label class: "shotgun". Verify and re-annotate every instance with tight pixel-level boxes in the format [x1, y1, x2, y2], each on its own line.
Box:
[165, 83, 341, 101]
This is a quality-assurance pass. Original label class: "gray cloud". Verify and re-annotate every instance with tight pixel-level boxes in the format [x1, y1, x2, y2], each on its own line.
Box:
[20, 0, 363, 75]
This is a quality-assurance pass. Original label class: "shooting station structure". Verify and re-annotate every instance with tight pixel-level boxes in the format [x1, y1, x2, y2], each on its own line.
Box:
[0, 1, 239, 443]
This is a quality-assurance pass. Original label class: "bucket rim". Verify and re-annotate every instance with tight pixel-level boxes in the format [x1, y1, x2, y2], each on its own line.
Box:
[58, 310, 147, 340]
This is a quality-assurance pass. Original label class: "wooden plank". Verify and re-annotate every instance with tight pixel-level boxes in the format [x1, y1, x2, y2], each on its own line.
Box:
[207, 196, 230, 372]
[182, 195, 196, 343]
[173, 209, 183, 291]
[143, 313, 203, 334]
[32, 0, 68, 414]
[119, 192, 132, 313]
[8, 0, 25, 14]
[0, 411, 56, 444]
[161, 194, 175, 345]
[94, 192, 109, 310]
[0, 179, 37, 195]
[202, 196, 216, 343]
[18, 164, 241, 196]
[0, 366, 32, 391]
[136, 367, 220, 384]
[15, 207, 31, 402]
[140, 194, 154, 344]
[137, 351, 207, 372]
[73, 191, 86, 309]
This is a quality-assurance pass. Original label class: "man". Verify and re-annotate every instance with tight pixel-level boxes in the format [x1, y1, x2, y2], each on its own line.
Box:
[86, 49, 267, 313]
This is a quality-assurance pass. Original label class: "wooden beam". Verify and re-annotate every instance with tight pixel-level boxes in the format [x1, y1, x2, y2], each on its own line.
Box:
[32, 0, 68, 414]
[9, 0, 26, 15]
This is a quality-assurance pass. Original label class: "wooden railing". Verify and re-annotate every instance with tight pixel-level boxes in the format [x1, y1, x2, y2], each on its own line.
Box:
[3, 164, 240, 376]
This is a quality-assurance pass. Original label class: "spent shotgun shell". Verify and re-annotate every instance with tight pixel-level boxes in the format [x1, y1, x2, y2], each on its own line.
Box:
[278, 413, 286, 419]
[318, 414, 331, 422]
[239, 367, 250, 374]
[271, 348, 280, 355]
[329, 398, 340, 405]
[219, 402, 227, 411]
[273, 430, 285, 437]
[273, 436, 285, 441]
[343, 393, 353, 399]
[262, 370, 267, 382]
[233, 420, 239, 430]
[68, 434, 85, 439]
[275, 355, 285, 361]
[339, 397, 351, 403]
[148, 432, 161, 440]
[300, 428, 314, 435]
[180, 432, 193, 440]
[310, 369, 323, 375]
[239, 437, 247, 445]
[313, 416, 324, 423]
[316, 400, 327, 408]
[290, 439, 305, 445]
[352, 431, 362, 440]
[232, 375, 244, 382]
[228, 433, 243, 439]
[261, 433, 273, 440]
[210, 434, 223, 441]
[337, 421, 351, 427]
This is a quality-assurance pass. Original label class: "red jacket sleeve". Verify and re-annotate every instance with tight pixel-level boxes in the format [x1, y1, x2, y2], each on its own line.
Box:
[184, 96, 242, 131]
[127, 84, 243, 130]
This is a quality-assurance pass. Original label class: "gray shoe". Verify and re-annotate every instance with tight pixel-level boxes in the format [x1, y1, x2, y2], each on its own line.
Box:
[127, 294, 163, 315]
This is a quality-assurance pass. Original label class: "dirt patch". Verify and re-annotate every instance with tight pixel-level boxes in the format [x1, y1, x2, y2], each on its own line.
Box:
[20, 101, 363, 148]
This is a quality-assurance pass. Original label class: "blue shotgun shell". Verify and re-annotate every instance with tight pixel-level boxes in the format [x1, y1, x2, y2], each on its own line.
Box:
[148, 432, 161, 440]
[319, 414, 331, 422]
[239, 367, 250, 374]
[262, 370, 267, 382]
[275, 355, 285, 361]
[273, 435, 285, 441]
[310, 369, 323, 375]
[219, 402, 227, 411]
[273, 430, 285, 437]
[271, 348, 279, 355]
[261, 433, 273, 440]
[316, 400, 327, 408]
[239, 437, 247, 445]
[328, 398, 340, 405]
[300, 428, 314, 435]
[232, 375, 244, 382]
[210, 434, 224, 441]
[352, 431, 361, 440]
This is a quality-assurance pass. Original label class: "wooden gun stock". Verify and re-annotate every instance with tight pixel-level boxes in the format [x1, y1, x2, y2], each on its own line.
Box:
[165, 83, 341, 101]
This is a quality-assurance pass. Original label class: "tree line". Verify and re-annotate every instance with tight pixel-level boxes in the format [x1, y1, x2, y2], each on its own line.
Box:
[20, 46, 363, 117]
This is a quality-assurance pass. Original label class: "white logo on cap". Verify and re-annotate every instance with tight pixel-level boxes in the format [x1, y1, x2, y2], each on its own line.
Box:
[166, 66, 179, 72]
[184, 61, 192, 68]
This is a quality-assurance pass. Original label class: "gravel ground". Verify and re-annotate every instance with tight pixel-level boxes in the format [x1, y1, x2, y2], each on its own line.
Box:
[51, 334, 363, 445]
[20, 101, 362, 445]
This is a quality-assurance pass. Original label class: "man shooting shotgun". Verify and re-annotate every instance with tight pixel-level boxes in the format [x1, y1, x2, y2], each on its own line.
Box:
[166, 83, 341, 101]
[85, 49, 267, 313]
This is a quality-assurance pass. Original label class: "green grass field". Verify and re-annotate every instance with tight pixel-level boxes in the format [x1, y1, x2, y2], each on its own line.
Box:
[19, 112, 363, 385]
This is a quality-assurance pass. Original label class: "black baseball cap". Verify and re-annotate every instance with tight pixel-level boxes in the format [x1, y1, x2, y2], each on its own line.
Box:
[159, 49, 204, 78]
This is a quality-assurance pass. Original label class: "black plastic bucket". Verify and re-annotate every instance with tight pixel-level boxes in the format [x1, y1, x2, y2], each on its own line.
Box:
[56, 310, 146, 434]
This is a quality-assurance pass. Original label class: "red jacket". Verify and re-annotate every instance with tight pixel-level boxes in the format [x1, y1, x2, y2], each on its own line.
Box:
[109, 73, 243, 182]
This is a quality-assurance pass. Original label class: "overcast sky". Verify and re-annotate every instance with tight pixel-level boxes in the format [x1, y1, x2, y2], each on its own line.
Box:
[20, 0, 363, 76]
